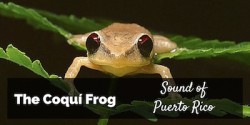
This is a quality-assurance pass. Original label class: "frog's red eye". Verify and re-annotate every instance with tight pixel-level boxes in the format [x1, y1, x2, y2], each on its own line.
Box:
[86, 33, 101, 54]
[137, 35, 153, 57]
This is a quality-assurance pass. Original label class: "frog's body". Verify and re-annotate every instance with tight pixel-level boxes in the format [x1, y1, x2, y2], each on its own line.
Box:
[65, 23, 178, 97]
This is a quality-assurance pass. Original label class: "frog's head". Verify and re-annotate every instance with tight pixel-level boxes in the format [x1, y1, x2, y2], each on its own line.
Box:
[86, 23, 154, 68]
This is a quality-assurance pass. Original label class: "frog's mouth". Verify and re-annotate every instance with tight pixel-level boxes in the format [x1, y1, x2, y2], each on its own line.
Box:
[93, 61, 149, 68]
[100, 65, 140, 77]
[89, 56, 151, 68]
[88, 51, 152, 68]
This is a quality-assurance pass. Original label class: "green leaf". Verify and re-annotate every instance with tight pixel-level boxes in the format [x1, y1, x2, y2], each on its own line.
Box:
[1, 2, 250, 65]
[115, 104, 134, 112]
[168, 35, 236, 49]
[132, 108, 158, 122]
[97, 118, 109, 125]
[157, 35, 250, 65]
[37, 9, 111, 34]
[207, 99, 243, 117]
[0, 2, 90, 50]
[156, 40, 250, 64]
[113, 98, 249, 119]
[0, 48, 8, 59]
[0, 2, 71, 38]
[243, 105, 250, 117]
[0, 44, 70, 92]
[32, 60, 49, 77]
[5, 44, 48, 77]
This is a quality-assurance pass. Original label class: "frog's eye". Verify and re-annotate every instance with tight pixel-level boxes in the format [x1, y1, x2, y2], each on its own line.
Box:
[137, 35, 153, 57]
[86, 33, 101, 54]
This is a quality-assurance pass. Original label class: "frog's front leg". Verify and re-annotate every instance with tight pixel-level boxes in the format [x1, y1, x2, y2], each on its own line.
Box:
[133, 64, 181, 99]
[64, 57, 103, 95]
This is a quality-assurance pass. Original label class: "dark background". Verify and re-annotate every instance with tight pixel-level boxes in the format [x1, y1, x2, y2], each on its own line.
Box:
[0, 0, 250, 125]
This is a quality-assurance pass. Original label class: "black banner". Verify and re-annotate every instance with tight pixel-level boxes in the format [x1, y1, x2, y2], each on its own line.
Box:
[7, 78, 243, 119]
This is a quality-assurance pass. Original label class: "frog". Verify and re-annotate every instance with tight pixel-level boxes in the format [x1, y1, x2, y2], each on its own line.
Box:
[65, 23, 180, 98]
